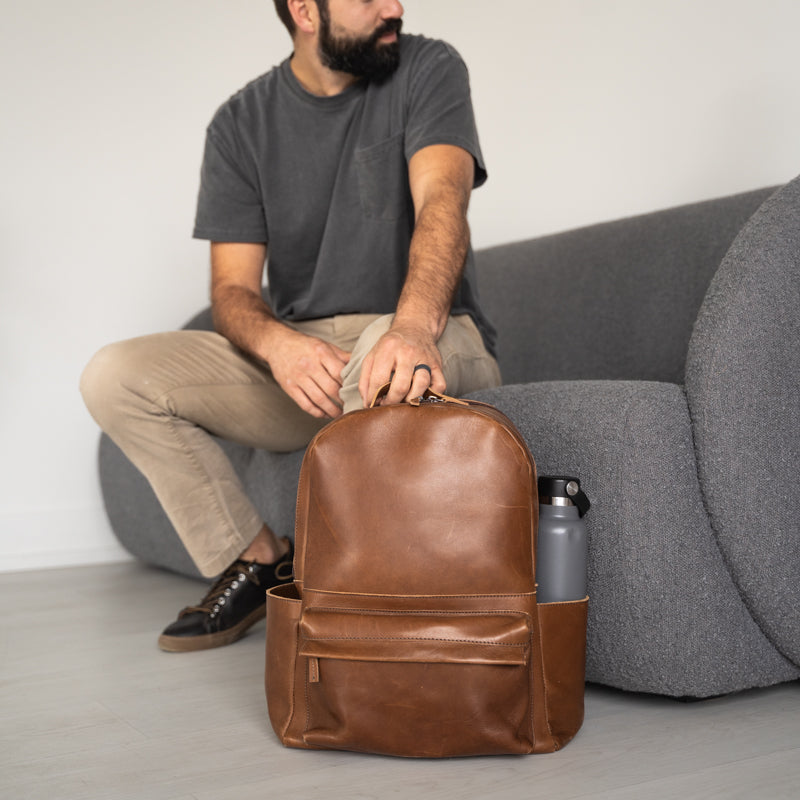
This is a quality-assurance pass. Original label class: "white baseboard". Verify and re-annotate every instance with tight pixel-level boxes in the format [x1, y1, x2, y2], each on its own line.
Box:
[0, 545, 134, 573]
[0, 506, 134, 573]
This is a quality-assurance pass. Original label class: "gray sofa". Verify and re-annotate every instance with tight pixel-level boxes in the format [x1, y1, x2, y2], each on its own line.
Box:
[98, 175, 800, 698]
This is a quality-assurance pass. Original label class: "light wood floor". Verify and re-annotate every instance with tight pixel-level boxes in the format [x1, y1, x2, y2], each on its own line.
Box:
[2, 561, 798, 800]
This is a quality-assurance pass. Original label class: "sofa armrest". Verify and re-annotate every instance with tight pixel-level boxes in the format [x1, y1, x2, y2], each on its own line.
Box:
[686, 175, 800, 666]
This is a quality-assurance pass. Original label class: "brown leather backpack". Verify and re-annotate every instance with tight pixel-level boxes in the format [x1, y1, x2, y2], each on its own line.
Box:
[265, 390, 587, 757]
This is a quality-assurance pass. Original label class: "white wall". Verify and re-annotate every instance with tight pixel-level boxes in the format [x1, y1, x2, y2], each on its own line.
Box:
[1, 0, 798, 571]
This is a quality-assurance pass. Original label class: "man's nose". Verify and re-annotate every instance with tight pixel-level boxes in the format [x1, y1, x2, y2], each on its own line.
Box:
[382, 1, 404, 21]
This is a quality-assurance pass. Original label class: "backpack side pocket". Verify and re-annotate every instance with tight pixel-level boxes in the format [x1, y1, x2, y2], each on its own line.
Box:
[537, 597, 588, 750]
[265, 584, 312, 749]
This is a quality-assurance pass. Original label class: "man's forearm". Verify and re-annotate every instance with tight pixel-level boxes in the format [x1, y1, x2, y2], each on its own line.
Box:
[211, 284, 285, 362]
[357, 144, 475, 407]
[394, 193, 470, 341]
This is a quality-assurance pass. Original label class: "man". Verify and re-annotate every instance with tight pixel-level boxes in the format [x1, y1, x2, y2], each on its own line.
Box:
[80, 0, 500, 652]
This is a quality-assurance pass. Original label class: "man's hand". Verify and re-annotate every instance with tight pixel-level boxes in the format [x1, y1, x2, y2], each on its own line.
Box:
[265, 326, 351, 419]
[358, 321, 445, 407]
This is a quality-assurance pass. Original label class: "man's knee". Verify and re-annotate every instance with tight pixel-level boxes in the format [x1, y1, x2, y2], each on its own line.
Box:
[438, 316, 501, 396]
[80, 338, 155, 431]
[339, 314, 395, 412]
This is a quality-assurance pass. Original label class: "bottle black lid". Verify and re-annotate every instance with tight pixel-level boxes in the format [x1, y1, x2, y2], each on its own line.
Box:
[537, 475, 591, 516]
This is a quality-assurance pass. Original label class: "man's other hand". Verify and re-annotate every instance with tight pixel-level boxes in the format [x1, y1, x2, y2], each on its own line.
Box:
[267, 327, 351, 419]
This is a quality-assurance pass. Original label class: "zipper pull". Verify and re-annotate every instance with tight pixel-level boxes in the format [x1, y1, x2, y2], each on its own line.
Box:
[410, 390, 470, 407]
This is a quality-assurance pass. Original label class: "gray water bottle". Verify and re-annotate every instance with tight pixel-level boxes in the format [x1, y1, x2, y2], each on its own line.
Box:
[536, 476, 591, 603]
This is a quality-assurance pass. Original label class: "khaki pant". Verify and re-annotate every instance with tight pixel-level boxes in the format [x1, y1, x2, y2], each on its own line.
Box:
[81, 314, 501, 576]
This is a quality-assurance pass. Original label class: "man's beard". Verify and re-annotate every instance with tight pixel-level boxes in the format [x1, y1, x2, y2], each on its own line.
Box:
[318, 14, 403, 83]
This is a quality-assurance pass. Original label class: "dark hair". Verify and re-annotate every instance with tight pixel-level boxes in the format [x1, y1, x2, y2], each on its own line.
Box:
[273, 0, 295, 35]
[273, 0, 328, 36]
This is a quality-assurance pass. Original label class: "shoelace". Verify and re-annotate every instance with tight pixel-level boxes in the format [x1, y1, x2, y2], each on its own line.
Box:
[179, 560, 261, 618]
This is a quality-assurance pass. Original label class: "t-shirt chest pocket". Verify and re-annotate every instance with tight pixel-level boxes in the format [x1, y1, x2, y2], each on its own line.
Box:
[354, 133, 408, 222]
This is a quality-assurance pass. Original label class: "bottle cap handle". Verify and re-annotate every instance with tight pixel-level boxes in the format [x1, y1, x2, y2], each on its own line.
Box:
[538, 475, 591, 517]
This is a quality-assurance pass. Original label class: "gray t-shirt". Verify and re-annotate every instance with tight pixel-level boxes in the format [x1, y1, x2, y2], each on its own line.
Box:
[193, 33, 495, 354]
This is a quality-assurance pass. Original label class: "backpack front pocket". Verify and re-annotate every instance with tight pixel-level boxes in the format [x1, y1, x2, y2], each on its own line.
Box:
[298, 608, 534, 757]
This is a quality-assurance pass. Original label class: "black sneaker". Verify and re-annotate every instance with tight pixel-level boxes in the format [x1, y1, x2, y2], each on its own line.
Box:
[158, 537, 294, 652]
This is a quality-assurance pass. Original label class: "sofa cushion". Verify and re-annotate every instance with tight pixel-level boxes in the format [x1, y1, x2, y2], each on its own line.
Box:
[470, 380, 799, 696]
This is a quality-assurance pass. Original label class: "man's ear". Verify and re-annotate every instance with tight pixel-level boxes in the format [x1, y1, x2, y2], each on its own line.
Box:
[288, 0, 319, 36]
